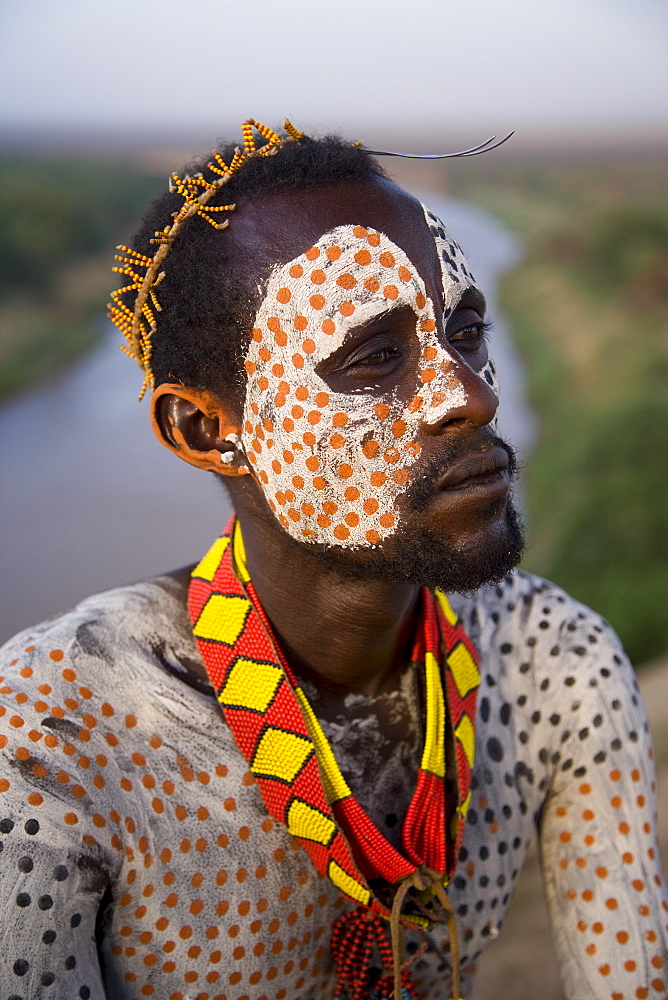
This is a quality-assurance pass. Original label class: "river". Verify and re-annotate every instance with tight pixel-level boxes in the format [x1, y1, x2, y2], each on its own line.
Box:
[0, 193, 534, 643]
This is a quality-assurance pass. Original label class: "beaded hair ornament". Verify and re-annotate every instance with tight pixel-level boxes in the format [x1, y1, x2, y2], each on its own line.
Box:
[108, 119, 513, 400]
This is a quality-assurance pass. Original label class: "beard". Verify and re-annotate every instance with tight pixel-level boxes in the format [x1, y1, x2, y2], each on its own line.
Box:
[294, 434, 525, 595]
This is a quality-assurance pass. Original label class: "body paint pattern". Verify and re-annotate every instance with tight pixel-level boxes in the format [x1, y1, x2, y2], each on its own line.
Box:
[241, 206, 494, 548]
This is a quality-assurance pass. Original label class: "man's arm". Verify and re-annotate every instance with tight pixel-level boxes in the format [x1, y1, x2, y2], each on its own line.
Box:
[1, 630, 110, 999]
[537, 623, 667, 999]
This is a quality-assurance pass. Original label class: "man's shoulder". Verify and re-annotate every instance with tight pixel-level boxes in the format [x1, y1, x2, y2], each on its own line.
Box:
[452, 569, 630, 680]
[0, 571, 198, 695]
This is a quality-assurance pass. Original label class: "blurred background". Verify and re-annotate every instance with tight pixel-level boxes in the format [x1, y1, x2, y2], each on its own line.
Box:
[0, 1, 667, 996]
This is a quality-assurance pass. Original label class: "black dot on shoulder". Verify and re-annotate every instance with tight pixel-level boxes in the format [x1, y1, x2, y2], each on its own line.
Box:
[500, 703, 511, 725]
[385, 813, 397, 828]
[480, 697, 490, 722]
[53, 865, 69, 881]
[457, 903, 468, 916]
[80, 989, 91, 1000]
[17, 856, 33, 873]
[13, 959, 29, 976]
[24, 819, 39, 835]
[8, 995, 23, 1000]
[519, 661, 530, 674]
[500, 642, 513, 654]
[64, 955, 76, 970]
[0, 818, 15, 833]
[70, 913, 82, 928]
[479, 845, 490, 860]
[454, 875, 467, 890]
[43, 930, 57, 944]
[16, 892, 31, 907]
[41, 972, 55, 986]
[38, 894, 54, 911]
[487, 737, 504, 762]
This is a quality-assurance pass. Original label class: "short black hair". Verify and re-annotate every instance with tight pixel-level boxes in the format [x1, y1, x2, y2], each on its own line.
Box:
[128, 134, 387, 408]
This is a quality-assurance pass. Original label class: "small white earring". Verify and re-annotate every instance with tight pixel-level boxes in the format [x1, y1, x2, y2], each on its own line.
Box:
[220, 434, 250, 474]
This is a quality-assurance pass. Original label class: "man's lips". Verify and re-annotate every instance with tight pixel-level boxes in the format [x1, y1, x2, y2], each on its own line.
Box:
[436, 446, 510, 491]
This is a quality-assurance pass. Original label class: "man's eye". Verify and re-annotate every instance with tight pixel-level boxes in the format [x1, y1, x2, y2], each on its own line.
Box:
[449, 321, 491, 350]
[354, 347, 402, 367]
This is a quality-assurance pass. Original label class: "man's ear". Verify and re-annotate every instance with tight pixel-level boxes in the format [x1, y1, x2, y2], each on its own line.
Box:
[150, 384, 251, 477]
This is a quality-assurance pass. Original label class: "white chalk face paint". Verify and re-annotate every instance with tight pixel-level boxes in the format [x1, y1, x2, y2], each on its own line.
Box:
[241, 203, 496, 548]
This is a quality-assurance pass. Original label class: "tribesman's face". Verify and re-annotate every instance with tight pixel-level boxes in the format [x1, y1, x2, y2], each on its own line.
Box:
[235, 181, 518, 576]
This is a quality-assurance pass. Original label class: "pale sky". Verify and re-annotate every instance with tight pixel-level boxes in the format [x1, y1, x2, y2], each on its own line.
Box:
[1, 0, 667, 141]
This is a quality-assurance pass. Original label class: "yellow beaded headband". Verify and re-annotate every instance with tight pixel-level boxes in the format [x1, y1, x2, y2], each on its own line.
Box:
[108, 119, 513, 400]
[108, 118, 305, 399]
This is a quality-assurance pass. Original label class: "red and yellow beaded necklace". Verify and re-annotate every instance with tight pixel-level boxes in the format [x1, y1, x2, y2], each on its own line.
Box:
[188, 519, 480, 999]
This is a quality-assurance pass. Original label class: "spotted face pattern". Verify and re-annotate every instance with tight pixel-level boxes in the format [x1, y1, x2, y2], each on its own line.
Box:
[241, 205, 497, 548]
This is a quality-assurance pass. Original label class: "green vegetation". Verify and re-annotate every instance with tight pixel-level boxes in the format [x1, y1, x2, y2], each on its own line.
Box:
[0, 153, 164, 398]
[447, 153, 668, 664]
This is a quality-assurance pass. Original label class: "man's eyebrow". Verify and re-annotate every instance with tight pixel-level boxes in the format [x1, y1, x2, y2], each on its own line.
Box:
[341, 303, 417, 343]
[453, 285, 487, 316]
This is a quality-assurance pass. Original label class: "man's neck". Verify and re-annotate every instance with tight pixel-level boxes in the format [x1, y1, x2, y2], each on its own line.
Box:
[239, 516, 420, 698]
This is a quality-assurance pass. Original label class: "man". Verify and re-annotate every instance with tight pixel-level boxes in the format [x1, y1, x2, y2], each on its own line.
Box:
[0, 121, 665, 1000]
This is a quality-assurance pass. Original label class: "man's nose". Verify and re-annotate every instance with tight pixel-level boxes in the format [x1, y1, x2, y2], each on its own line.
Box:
[418, 354, 498, 433]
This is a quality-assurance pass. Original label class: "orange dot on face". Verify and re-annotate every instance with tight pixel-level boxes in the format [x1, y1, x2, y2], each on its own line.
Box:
[317, 515, 331, 528]
[617, 931, 629, 944]
[392, 469, 409, 485]
[271, 460, 282, 474]
[258, 376, 269, 390]
[332, 412, 348, 427]
[267, 316, 280, 332]
[322, 501, 338, 515]
[420, 368, 437, 383]
[252, 327, 263, 342]
[258, 347, 271, 363]
[311, 269, 326, 285]
[415, 292, 427, 309]
[370, 471, 387, 487]
[275, 330, 288, 347]
[339, 301, 355, 317]
[303, 431, 316, 446]
[337, 272, 356, 290]
[344, 512, 359, 527]
[344, 486, 360, 501]
[366, 529, 380, 544]
[307, 410, 321, 425]
[384, 285, 398, 300]
[302, 339, 316, 354]
[338, 464, 353, 479]
[391, 419, 406, 438]
[330, 434, 345, 449]
[363, 497, 379, 514]
[333, 524, 350, 540]
[367, 232, 381, 247]
[315, 392, 330, 407]
[292, 353, 304, 368]
[305, 456, 319, 472]
[421, 318, 436, 332]
[289, 264, 303, 278]
[287, 508, 300, 522]
[378, 512, 395, 529]
[274, 393, 286, 407]
[375, 402, 390, 420]
[322, 318, 336, 335]
[277, 287, 291, 304]
[295, 386, 309, 401]
[397, 265, 412, 282]
[282, 451, 294, 464]
[423, 346, 438, 361]
[294, 315, 308, 331]
[301, 502, 314, 515]
[354, 248, 372, 266]
[364, 277, 380, 292]
[326, 245, 342, 261]
[282, 418, 294, 432]
[310, 294, 325, 310]
[305, 246, 320, 260]
[353, 226, 368, 239]
[313, 477, 327, 490]
[244, 360, 256, 375]
[384, 448, 400, 463]
[379, 251, 395, 268]
[292, 476, 305, 489]
[272, 363, 284, 377]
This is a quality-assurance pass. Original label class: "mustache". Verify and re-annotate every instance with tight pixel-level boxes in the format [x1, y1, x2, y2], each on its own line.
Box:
[406, 434, 520, 511]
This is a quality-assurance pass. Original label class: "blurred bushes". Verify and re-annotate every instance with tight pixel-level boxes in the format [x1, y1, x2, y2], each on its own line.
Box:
[447, 154, 668, 664]
[0, 153, 163, 397]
